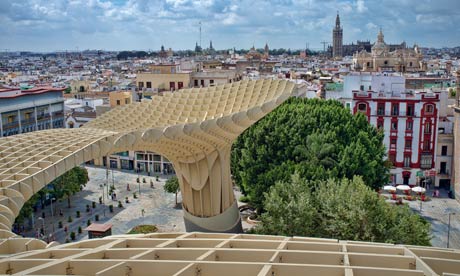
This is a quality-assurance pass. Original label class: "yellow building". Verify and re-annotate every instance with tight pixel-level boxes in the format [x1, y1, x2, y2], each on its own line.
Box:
[136, 72, 191, 92]
[70, 80, 92, 93]
[147, 64, 181, 74]
[109, 91, 133, 108]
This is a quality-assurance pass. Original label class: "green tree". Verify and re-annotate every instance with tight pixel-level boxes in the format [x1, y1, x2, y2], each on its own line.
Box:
[164, 176, 180, 205]
[52, 167, 89, 208]
[231, 98, 389, 210]
[255, 174, 431, 246]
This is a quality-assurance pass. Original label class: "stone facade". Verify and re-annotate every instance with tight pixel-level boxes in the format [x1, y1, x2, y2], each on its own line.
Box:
[352, 29, 423, 72]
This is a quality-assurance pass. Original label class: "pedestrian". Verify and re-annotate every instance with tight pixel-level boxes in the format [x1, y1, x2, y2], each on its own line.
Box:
[59, 209, 63, 216]
[127, 184, 130, 191]
[64, 226, 68, 233]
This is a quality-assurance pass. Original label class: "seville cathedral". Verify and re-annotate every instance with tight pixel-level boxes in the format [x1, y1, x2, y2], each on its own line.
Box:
[352, 29, 423, 72]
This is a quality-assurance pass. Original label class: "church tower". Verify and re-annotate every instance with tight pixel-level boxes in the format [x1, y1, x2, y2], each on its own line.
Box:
[332, 12, 343, 58]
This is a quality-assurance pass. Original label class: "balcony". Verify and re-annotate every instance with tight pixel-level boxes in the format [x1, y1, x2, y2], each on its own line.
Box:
[373, 111, 418, 117]
[438, 170, 449, 176]
[21, 117, 36, 125]
[37, 114, 51, 122]
[2, 121, 19, 130]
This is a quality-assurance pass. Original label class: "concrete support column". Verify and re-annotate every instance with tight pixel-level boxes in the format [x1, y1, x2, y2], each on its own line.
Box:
[0, 113, 3, 137]
[49, 104, 53, 129]
[174, 146, 242, 233]
[34, 107, 38, 131]
[17, 110, 22, 133]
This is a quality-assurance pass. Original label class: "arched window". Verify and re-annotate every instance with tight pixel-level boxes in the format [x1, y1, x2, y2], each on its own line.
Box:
[358, 103, 367, 112]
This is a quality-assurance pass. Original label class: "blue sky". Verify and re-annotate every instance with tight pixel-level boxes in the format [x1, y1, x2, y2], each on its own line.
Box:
[0, 0, 459, 52]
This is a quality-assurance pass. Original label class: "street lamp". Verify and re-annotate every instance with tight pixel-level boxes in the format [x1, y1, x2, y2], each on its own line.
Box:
[50, 198, 56, 218]
[37, 217, 45, 238]
[100, 184, 105, 204]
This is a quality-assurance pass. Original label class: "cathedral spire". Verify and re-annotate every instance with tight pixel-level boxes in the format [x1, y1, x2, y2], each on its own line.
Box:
[377, 28, 384, 43]
[335, 11, 340, 28]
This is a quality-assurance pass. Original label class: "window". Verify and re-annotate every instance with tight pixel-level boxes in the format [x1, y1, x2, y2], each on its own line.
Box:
[441, 145, 448, 156]
[366, 62, 370, 67]
[194, 80, 199, 87]
[390, 138, 397, 149]
[368, 85, 372, 91]
[138, 82, 144, 88]
[116, 100, 121, 105]
[405, 139, 412, 149]
[420, 154, 432, 169]
[377, 120, 383, 129]
[391, 121, 398, 131]
[440, 162, 447, 174]
[403, 175, 410, 185]
[358, 103, 367, 112]
[403, 155, 411, 168]
[346, 103, 351, 109]
[377, 103, 385, 116]
[423, 140, 430, 151]
[178, 82, 184, 89]
[125, 98, 129, 104]
[425, 104, 434, 113]
[360, 85, 365, 91]
[384, 60, 388, 65]
[146, 82, 152, 88]
[406, 121, 413, 131]
[200, 80, 205, 87]
[389, 153, 396, 166]
[424, 122, 431, 134]
[210, 79, 214, 84]
[407, 104, 414, 116]
[409, 61, 413, 67]
[7, 115, 15, 123]
[391, 103, 399, 116]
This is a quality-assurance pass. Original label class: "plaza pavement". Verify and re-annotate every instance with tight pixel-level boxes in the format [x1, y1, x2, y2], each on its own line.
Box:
[386, 188, 460, 249]
[22, 166, 185, 243]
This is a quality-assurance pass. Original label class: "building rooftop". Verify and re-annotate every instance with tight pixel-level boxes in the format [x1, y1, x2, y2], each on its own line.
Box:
[0, 232, 458, 275]
[84, 223, 113, 232]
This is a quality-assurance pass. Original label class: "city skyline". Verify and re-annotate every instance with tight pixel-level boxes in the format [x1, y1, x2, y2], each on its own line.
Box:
[0, 0, 459, 52]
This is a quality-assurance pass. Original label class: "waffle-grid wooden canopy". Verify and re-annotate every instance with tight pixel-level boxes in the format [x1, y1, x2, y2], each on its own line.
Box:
[1, 232, 459, 275]
[0, 79, 296, 253]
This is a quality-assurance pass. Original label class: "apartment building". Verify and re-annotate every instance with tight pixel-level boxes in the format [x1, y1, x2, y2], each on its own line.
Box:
[191, 70, 241, 87]
[137, 64, 191, 92]
[0, 87, 65, 137]
[345, 74, 445, 188]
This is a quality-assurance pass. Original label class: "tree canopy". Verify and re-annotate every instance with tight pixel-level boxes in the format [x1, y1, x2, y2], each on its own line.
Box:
[164, 176, 180, 205]
[255, 174, 431, 246]
[231, 98, 389, 210]
[51, 166, 89, 208]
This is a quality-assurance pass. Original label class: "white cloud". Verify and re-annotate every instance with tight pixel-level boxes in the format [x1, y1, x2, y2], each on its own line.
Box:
[366, 22, 377, 30]
[356, 0, 368, 13]
[0, 0, 459, 50]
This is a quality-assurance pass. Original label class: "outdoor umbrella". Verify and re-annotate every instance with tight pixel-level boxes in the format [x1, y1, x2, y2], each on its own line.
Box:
[383, 185, 396, 192]
[396, 185, 411, 191]
[411, 186, 426, 193]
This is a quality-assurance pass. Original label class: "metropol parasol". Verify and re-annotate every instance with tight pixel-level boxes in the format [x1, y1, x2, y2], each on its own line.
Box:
[0, 80, 458, 275]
